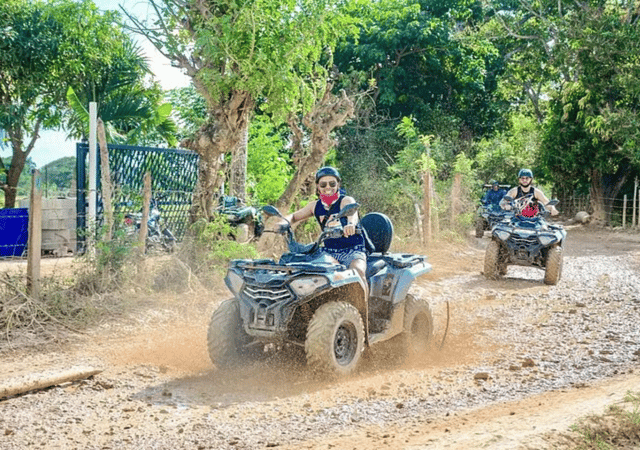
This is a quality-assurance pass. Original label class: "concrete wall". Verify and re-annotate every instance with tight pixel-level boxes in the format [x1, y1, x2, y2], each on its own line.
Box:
[20, 198, 76, 255]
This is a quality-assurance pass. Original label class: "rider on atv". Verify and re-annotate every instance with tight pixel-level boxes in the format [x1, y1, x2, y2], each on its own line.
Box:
[482, 180, 507, 208]
[500, 169, 559, 218]
[280, 166, 368, 292]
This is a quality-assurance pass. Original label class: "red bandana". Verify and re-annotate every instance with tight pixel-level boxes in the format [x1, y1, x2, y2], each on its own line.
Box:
[320, 192, 340, 207]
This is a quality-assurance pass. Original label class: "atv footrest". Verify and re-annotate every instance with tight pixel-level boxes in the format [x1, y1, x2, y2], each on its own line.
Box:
[383, 253, 427, 268]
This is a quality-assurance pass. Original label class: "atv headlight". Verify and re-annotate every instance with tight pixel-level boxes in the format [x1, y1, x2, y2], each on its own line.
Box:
[538, 234, 557, 246]
[225, 270, 244, 296]
[290, 276, 328, 297]
[495, 229, 511, 241]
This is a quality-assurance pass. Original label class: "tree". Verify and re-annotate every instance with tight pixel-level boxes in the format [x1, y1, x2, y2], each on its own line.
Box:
[0, 0, 140, 208]
[65, 39, 177, 148]
[485, 0, 640, 224]
[126, 0, 357, 220]
[334, 0, 505, 140]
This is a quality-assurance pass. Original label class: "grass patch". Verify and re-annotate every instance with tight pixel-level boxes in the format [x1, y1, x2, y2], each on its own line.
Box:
[566, 390, 640, 449]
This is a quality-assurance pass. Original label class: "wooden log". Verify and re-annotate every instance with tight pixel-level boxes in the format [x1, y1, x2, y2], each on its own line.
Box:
[0, 366, 103, 400]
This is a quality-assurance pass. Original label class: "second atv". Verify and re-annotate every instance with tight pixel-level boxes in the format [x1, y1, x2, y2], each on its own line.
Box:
[484, 196, 566, 285]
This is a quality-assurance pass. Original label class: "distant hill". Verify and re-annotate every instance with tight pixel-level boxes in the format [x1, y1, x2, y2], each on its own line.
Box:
[42, 156, 75, 194]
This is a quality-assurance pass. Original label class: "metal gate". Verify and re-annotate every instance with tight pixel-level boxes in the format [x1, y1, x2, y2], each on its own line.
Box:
[76, 142, 199, 251]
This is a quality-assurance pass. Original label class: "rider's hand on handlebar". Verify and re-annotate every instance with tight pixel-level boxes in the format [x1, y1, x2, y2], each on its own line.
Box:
[343, 223, 356, 237]
[276, 222, 290, 233]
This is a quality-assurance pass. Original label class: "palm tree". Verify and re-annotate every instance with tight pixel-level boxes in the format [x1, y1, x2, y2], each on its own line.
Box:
[65, 39, 177, 146]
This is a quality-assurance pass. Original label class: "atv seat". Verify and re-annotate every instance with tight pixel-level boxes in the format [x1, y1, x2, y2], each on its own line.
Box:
[360, 212, 394, 254]
[361, 212, 394, 281]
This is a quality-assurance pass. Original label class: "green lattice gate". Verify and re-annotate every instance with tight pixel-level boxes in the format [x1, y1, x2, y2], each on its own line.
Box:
[76, 142, 199, 252]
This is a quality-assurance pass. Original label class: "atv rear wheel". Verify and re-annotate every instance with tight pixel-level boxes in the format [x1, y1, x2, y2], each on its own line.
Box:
[207, 298, 254, 369]
[305, 301, 365, 377]
[484, 240, 503, 280]
[402, 294, 434, 357]
[544, 246, 563, 285]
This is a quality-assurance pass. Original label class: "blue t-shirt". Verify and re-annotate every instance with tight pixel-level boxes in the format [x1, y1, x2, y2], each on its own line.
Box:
[483, 188, 506, 206]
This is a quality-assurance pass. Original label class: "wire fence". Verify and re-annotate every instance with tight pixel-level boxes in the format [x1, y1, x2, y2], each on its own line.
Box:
[76, 142, 200, 253]
[557, 194, 640, 227]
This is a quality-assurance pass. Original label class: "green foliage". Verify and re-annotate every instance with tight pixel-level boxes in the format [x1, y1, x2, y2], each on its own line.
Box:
[165, 86, 207, 142]
[335, 0, 505, 138]
[568, 390, 640, 450]
[473, 113, 541, 187]
[184, 217, 260, 274]
[64, 38, 178, 147]
[0, 0, 168, 207]
[246, 115, 292, 205]
[140, 0, 359, 122]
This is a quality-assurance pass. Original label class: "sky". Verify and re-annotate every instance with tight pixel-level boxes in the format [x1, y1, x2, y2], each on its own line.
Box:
[0, 0, 191, 168]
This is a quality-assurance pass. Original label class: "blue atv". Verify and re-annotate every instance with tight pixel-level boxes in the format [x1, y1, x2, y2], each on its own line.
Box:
[475, 202, 509, 238]
[484, 196, 566, 285]
[207, 203, 434, 376]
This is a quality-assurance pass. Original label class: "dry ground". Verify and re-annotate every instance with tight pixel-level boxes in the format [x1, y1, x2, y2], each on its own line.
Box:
[1, 224, 639, 449]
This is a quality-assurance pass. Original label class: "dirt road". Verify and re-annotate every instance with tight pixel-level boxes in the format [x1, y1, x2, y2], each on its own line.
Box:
[1, 225, 639, 449]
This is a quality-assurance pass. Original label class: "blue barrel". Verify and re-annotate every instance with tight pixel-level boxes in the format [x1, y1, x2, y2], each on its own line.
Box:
[0, 208, 29, 257]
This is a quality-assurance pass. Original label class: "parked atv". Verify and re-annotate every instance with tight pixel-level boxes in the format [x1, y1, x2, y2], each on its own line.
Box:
[484, 196, 566, 285]
[216, 195, 264, 243]
[207, 203, 434, 376]
[123, 198, 176, 253]
[475, 202, 509, 238]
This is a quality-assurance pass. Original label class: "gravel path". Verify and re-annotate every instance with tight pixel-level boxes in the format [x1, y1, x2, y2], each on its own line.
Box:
[0, 226, 639, 450]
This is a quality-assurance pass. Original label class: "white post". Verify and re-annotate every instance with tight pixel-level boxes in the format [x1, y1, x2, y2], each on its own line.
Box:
[623, 195, 627, 228]
[88, 102, 98, 251]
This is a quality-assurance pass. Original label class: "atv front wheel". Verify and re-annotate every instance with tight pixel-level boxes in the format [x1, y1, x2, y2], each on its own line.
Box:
[207, 298, 254, 369]
[544, 246, 563, 285]
[475, 219, 485, 238]
[402, 294, 434, 357]
[484, 240, 503, 280]
[305, 301, 365, 377]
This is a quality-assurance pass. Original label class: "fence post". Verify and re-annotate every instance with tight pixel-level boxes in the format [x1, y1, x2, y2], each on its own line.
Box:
[638, 188, 640, 228]
[623, 195, 627, 228]
[633, 178, 638, 227]
[422, 171, 432, 245]
[139, 172, 152, 250]
[27, 170, 42, 299]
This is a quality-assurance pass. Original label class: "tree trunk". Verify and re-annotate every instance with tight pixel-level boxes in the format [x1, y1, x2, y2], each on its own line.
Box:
[589, 162, 630, 225]
[97, 119, 113, 241]
[2, 121, 41, 209]
[181, 89, 254, 222]
[276, 87, 354, 212]
[0, 367, 103, 400]
[230, 122, 249, 203]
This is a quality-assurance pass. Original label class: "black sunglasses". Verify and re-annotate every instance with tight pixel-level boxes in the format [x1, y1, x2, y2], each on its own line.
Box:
[318, 181, 337, 188]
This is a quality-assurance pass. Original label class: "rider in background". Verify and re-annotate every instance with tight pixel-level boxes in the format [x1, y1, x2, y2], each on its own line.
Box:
[281, 166, 367, 287]
[500, 169, 559, 217]
[482, 180, 507, 208]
